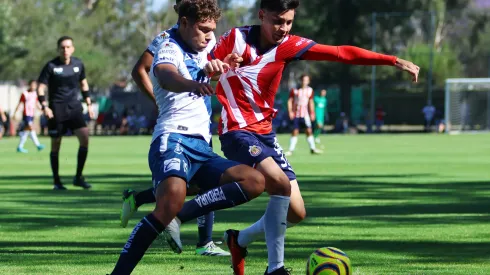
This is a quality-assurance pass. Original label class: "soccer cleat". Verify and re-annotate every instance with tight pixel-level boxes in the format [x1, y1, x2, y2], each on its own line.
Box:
[163, 218, 182, 254]
[120, 189, 138, 228]
[17, 147, 28, 153]
[196, 241, 231, 256]
[224, 229, 247, 275]
[37, 144, 45, 151]
[310, 148, 323, 154]
[53, 183, 67, 190]
[73, 176, 92, 189]
[264, 266, 292, 275]
[284, 151, 293, 157]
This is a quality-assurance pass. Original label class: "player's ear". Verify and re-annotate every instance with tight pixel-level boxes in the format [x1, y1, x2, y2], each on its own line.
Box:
[173, 4, 178, 13]
[180, 17, 188, 29]
[258, 10, 265, 22]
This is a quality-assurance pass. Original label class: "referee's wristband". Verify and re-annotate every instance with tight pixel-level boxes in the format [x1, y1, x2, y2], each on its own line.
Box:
[81, 90, 91, 100]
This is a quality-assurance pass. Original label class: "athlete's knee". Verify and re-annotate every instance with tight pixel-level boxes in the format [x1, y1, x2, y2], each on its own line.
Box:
[265, 172, 291, 196]
[239, 169, 265, 199]
[51, 138, 62, 152]
[288, 203, 306, 223]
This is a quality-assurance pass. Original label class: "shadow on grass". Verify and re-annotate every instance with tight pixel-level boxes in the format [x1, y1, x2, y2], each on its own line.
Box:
[0, 172, 489, 265]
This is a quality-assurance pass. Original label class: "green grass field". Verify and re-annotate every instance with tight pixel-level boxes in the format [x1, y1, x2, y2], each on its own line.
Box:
[1, 134, 490, 275]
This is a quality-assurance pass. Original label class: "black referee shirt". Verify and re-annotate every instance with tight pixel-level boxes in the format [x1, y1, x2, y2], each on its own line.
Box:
[38, 57, 86, 106]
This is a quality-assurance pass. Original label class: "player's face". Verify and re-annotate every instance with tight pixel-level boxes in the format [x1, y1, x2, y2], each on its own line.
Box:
[301, 76, 310, 86]
[29, 81, 37, 91]
[321, 89, 327, 97]
[259, 9, 295, 45]
[181, 18, 216, 52]
[58, 39, 75, 59]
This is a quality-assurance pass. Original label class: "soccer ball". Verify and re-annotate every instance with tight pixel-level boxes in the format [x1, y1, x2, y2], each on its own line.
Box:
[306, 247, 352, 275]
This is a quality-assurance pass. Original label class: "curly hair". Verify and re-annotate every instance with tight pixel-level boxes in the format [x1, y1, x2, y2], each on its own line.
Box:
[178, 0, 221, 23]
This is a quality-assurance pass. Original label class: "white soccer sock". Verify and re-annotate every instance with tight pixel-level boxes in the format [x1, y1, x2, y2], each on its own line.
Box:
[29, 131, 40, 146]
[238, 217, 298, 248]
[307, 135, 316, 150]
[289, 136, 298, 152]
[19, 131, 29, 148]
[264, 195, 290, 273]
[238, 215, 265, 247]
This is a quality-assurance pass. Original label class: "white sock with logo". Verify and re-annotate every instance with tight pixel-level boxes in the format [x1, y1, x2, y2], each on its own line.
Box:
[307, 135, 316, 150]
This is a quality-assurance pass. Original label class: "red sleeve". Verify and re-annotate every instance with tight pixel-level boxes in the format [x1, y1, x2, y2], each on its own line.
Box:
[19, 94, 25, 103]
[208, 29, 236, 61]
[301, 44, 397, 66]
[289, 89, 294, 98]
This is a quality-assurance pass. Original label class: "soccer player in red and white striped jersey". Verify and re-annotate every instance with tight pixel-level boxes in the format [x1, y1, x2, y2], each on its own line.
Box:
[13, 80, 45, 153]
[285, 74, 321, 156]
[205, 0, 420, 274]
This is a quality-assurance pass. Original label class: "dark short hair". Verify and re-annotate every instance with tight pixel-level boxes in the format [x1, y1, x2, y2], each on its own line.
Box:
[178, 0, 221, 23]
[300, 74, 309, 81]
[260, 0, 300, 13]
[57, 36, 73, 48]
[176, 0, 182, 4]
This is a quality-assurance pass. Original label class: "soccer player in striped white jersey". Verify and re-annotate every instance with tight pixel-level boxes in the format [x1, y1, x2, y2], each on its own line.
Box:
[12, 80, 45, 153]
[285, 74, 322, 156]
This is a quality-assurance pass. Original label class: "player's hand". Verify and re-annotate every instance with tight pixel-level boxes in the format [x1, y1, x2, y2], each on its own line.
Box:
[192, 82, 215, 96]
[310, 114, 316, 121]
[204, 59, 230, 78]
[224, 53, 243, 69]
[395, 58, 420, 83]
[87, 105, 95, 120]
[44, 107, 54, 119]
[289, 112, 295, 121]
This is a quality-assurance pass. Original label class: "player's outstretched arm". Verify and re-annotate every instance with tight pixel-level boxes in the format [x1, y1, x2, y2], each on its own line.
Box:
[131, 52, 156, 103]
[12, 95, 24, 120]
[154, 64, 214, 96]
[287, 90, 294, 120]
[302, 44, 420, 82]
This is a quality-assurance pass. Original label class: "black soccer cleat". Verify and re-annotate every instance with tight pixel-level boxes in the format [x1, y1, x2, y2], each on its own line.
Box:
[53, 183, 67, 190]
[73, 176, 92, 189]
[264, 266, 292, 275]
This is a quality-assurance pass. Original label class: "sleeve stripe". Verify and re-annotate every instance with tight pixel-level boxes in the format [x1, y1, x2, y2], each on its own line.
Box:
[294, 42, 317, 60]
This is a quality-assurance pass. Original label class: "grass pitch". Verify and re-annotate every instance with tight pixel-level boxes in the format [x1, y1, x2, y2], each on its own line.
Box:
[0, 133, 489, 275]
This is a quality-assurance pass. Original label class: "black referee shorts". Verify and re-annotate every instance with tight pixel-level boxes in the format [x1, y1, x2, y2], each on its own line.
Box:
[48, 104, 87, 138]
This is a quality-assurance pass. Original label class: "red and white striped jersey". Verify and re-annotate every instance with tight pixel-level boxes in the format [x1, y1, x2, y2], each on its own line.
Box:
[209, 25, 316, 135]
[289, 87, 314, 118]
[20, 91, 38, 117]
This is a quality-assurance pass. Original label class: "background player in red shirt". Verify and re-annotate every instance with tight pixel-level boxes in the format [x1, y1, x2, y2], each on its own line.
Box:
[205, 0, 420, 274]
[12, 80, 45, 153]
[285, 74, 322, 156]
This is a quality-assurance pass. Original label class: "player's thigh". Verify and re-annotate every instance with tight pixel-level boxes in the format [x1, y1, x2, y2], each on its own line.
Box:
[69, 111, 89, 145]
[255, 157, 291, 195]
[288, 179, 306, 223]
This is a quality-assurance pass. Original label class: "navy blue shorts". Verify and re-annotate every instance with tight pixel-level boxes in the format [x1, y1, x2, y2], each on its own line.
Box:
[219, 130, 296, 181]
[293, 117, 312, 130]
[23, 116, 34, 127]
[148, 133, 240, 190]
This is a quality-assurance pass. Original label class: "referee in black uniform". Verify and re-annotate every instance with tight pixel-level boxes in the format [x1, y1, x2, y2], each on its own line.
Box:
[37, 36, 94, 190]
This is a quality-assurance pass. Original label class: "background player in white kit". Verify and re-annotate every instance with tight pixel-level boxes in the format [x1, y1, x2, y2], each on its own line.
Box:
[12, 80, 45, 153]
[285, 74, 321, 156]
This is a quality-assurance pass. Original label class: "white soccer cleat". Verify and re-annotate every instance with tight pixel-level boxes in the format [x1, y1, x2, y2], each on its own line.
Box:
[311, 148, 323, 154]
[120, 189, 138, 228]
[163, 218, 182, 254]
[196, 241, 231, 256]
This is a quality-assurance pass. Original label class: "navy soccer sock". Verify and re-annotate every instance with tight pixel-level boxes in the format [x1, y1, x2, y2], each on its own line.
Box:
[177, 182, 249, 223]
[111, 214, 164, 275]
[197, 211, 214, 246]
[76, 146, 88, 178]
[135, 188, 156, 208]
